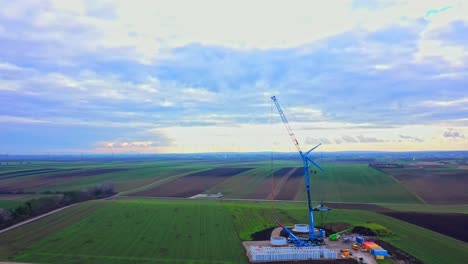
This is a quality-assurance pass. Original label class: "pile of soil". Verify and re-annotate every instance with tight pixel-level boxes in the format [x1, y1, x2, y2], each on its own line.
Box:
[322, 222, 352, 234]
[351, 226, 376, 236]
[251, 227, 276, 241]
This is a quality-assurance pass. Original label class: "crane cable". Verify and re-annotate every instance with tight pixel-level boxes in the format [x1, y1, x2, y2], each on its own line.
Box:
[270, 100, 276, 216]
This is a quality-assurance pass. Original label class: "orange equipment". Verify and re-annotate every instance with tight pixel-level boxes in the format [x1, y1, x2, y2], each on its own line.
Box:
[362, 241, 381, 251]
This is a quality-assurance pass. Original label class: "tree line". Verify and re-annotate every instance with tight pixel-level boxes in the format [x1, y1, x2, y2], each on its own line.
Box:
[0, 182, 115, 230]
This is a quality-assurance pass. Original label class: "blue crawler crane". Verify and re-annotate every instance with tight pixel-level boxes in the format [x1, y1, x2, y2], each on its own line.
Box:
[271, 96, 331, 245]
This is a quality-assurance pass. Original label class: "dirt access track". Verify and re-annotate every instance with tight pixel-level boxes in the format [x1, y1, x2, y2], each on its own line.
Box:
[130, 167, 252, 198]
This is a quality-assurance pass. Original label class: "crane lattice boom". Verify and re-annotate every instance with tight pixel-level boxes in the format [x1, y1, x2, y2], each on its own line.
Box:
[271, 95, 328, 243]
[271, 96, 301, 153]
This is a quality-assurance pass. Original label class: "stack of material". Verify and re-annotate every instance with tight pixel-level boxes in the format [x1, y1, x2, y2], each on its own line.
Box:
[362, 241, 381, 251]
[371, 248, 389, 259]
[356, 236, 365, 244]
[250, 246, 338, 262]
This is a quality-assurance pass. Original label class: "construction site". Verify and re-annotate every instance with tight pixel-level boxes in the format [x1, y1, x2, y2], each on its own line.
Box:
[241, 97, 390, 263]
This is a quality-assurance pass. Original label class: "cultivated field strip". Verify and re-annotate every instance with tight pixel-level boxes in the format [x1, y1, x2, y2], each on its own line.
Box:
[379, 165, 468, 204]
[130, 167, 253, 198]
[275, 168, 303, 200]
[0, 200, 109, 259]
[246, 167, 300, 199]
[295, 164, 422, 204]
[11, 199, 246, 264]
[205, 166, 282, 198]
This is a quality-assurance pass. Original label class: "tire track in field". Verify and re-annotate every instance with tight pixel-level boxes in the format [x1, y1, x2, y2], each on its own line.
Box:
[247, 168, 298, 200]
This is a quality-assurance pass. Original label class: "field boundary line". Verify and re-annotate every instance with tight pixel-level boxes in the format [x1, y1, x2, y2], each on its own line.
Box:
[375, 168, 427, 204]
[0, 194, 117, 235]
[116, 169, 211, 196]
[0, 203, 77, 235]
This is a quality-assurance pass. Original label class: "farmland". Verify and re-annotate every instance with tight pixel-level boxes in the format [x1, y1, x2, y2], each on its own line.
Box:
[130, 167, 253, 197]
[0, 160, 216, 194]
[7, 199, 246, 264]
[0, 198, 467, 264]
[0, 154, 467, 264]
[377, 161, 468, 204]
[296, 164, 422, 204]
[0, 159, 423, 204]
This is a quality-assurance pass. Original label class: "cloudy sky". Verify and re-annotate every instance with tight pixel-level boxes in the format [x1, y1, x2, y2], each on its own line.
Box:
[0, 0, 467, 154]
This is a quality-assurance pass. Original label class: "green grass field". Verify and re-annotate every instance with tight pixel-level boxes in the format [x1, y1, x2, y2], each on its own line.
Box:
[296, 164, 422, 204]
[9, 199, 246, 264]
[0, 201, 108, 259]
[1, 198, 467, 264]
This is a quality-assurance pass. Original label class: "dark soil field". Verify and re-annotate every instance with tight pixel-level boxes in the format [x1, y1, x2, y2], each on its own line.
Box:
[0, 177, 69, 192]
[379, 165, 468, 204]
[0, 194, 32, 199]
[327, 203, 394, 212]
[0, 168, 70, 179]
[0, 168, 128, 192]
[131, 167, 252, 198]
[383, 212, 468, 243]
[46, 168, 128, 178]
[275, 168, 303, 200]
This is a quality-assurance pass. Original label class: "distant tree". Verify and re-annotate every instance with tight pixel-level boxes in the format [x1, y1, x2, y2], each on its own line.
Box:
[1, 182, 116, 230]
[0, 208, 12, 221]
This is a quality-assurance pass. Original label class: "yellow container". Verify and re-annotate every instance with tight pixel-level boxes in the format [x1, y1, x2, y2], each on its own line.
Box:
[376, 255, 384, 260]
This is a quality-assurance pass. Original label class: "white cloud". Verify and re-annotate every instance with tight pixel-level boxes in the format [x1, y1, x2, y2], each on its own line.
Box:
[0, 62, 25, 71]
[414, 39, 467, 66]
[3, 0, 468, 65]
[414, 1, 468, 66]
[0, 115, 51, 124]
[181, 87, 218, 103]
[421, 98, 468, 107]
[155, 122, 468, 153]
[373, 64, 392, 70]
